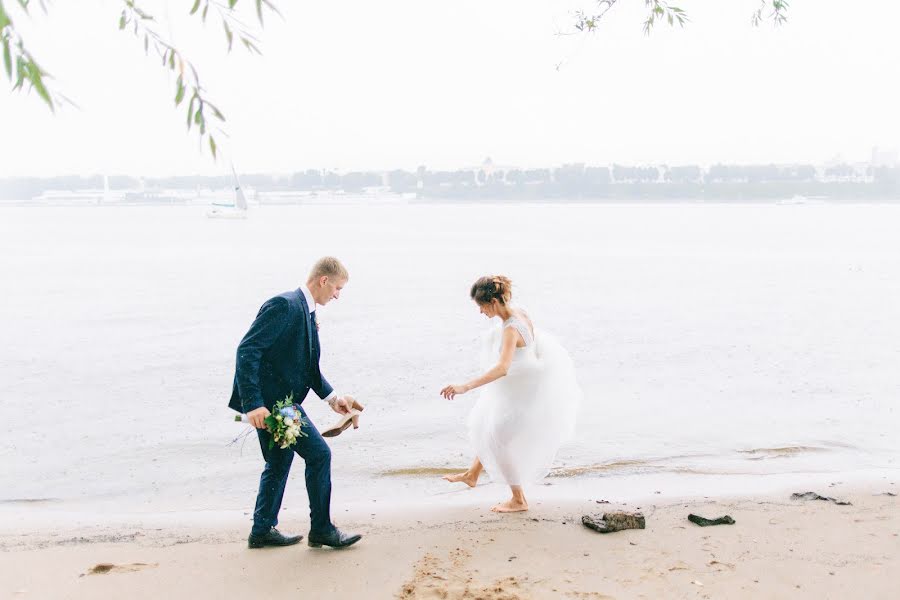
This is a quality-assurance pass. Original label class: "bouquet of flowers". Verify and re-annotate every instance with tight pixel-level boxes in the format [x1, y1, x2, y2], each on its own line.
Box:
[234, 393, 308, 450]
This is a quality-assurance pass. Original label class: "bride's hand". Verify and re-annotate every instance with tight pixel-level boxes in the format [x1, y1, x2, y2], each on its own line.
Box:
[440, 384, 469, 400]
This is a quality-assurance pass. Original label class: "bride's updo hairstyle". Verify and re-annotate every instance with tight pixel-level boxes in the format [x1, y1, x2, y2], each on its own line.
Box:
[470, 275, 513, 306]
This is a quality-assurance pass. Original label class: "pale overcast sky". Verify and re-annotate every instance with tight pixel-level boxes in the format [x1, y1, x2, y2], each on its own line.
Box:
[1, 0, 898, 176]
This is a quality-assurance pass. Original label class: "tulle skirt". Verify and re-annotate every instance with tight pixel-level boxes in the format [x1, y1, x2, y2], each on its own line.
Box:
[466, 327, 582, 486]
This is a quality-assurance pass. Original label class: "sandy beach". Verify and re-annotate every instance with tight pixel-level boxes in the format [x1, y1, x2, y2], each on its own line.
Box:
[2, 482, 897, 599]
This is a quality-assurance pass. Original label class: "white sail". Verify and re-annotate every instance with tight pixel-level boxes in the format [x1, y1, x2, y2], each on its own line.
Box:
[101, 174, 111, 204]
[234, 185, 248, 211]
[231, 165, 248, 211]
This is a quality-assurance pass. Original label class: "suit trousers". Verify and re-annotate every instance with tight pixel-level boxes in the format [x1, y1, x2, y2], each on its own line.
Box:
[250, 403, 334, 536]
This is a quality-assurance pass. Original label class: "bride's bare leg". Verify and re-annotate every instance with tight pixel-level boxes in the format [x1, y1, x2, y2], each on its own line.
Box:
[442, 457, 483, 488]
[491, 485, 528, 513]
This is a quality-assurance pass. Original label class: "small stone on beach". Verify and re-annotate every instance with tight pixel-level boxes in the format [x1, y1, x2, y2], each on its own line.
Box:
[582, 511, 645, 533]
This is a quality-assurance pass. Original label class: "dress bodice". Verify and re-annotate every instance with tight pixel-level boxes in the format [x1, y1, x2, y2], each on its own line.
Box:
[503, 315, 534, 348]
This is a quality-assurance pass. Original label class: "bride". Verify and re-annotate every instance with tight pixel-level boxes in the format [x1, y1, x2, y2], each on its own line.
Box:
[440, 276, 582, 512]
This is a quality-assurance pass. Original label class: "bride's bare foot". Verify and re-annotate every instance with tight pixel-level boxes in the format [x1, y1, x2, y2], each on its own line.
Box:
[491, 499, 529, 513]
[442, 471, 478, 488]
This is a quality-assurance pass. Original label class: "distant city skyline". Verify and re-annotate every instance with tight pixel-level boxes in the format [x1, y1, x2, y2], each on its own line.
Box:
[2, 0, 899, 177]
[2, 149, 897, 181]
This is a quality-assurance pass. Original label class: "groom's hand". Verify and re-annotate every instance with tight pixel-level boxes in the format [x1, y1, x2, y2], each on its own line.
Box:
[329, 396, 352, 415]
[247, 406, 271, 429]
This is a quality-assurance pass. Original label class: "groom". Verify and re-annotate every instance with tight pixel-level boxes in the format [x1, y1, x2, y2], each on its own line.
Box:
[229, 256, 362, 549]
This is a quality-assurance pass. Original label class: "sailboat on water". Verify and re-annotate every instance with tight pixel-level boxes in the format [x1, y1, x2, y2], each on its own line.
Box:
[206, 166, 249, 219]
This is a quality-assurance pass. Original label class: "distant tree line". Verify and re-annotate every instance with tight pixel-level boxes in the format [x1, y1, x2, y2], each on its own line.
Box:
[3, 163, 900, 201]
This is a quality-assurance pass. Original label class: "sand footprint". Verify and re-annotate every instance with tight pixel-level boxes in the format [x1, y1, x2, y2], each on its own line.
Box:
[398, 549, 524, 599]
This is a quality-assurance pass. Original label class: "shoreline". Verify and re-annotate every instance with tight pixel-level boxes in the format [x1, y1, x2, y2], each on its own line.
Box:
[3, 465, 896, 531]
[1, 482, 897, 599]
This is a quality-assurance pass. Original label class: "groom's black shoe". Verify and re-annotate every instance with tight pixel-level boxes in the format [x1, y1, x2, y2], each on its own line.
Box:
[307, 528, 362, 549]
[248, 527, 303, 549]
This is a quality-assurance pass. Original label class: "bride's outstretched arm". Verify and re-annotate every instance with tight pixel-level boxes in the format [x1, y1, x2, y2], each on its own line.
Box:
[441, 328, 518, 400]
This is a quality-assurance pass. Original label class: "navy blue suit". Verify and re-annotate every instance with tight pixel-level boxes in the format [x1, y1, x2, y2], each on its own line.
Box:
[229, 289, 337, 536]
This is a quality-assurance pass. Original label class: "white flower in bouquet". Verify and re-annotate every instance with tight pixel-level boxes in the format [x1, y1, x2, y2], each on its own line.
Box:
[255, 393, 310, 450]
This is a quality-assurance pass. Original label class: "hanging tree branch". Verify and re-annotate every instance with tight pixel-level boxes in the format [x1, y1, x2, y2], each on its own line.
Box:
[575, 0, 789, 34]
[752, 0, 790, 26]
[1, 0, 279, 160]
[118, 0, 279, 159]
[0, 0, 69, 111]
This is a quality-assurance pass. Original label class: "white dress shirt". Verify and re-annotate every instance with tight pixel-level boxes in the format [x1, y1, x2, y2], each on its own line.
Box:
[302, 285, 338, 404]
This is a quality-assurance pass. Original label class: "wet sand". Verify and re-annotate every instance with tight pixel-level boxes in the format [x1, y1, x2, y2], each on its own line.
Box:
[2, 484, 897, 599]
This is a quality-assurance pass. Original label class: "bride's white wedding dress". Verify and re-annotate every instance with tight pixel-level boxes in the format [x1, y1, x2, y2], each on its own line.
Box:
[467, 314, 582, 485]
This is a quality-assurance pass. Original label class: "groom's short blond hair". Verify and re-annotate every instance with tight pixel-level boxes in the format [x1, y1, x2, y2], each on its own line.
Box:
[308, 256, 349, 282]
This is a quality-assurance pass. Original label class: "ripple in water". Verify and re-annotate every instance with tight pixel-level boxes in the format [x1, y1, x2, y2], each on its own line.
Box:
[737, 446, 830, 460]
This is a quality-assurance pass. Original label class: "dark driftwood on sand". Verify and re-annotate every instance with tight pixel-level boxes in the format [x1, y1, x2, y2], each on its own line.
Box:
[688, 514, 735, 526]
[791, 491, 852, 506]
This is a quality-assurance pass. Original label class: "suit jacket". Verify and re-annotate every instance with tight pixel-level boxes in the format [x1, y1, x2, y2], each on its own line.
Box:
[228, 289, 333, 413]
